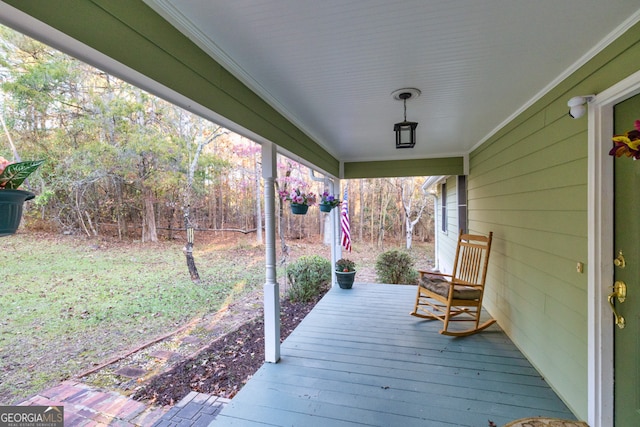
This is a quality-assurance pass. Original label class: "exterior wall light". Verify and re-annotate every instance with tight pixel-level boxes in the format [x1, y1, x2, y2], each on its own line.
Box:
[392, 88, 420, 148]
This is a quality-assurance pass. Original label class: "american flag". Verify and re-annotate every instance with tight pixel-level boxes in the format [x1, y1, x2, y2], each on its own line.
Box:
[341, 187, 351, 252]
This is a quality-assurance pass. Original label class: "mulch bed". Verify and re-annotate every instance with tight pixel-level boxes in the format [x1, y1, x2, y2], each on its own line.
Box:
[132, 291, 326, 406]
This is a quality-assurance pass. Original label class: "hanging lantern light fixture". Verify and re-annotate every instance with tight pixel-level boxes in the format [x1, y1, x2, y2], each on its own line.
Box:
[392, 88, 420, 149]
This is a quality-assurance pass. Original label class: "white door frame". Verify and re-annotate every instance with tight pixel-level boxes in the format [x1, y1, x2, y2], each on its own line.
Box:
[588, 70, 640, 427]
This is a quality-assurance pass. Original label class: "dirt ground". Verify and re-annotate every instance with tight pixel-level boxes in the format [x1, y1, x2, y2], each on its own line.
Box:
[130, 289, 325, 405]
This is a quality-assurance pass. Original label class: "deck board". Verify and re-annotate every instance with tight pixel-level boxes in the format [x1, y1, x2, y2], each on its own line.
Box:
[210, 283, 577, 426]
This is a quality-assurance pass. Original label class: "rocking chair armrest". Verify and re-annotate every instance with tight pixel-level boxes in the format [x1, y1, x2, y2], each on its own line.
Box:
[418, 270, 453, 278]
[449, 279, 481, 289]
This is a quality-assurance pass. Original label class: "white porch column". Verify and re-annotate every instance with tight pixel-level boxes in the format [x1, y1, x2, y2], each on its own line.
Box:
[262, 141, 280, 363]
[332, 180, 342, 287]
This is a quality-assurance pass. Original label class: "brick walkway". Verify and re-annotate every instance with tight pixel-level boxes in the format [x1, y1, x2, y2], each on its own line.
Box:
[19, 381, 228, 426]
[152, 391, 229, 427]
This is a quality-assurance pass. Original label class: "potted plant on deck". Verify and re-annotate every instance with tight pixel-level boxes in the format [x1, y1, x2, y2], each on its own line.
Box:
[280, 188, 317, 215]
[0, 157, 44, 237]
[318, 191, 340, 212]
[335, 258, 356, 289]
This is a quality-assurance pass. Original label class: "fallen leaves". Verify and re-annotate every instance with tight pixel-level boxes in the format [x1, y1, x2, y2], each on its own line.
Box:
[132, 291, 326, 405]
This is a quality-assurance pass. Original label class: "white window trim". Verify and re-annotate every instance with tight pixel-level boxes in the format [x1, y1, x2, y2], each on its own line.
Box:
[441, 182, 447, 234]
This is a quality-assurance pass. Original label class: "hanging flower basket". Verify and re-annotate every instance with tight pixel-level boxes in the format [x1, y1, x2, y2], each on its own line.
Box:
[319, 203, 333, 212]
[0, 189, 35, 237]
[319, 191, 340, 213]
[280, 188, 316, 215]
[290, 203, 309, 215]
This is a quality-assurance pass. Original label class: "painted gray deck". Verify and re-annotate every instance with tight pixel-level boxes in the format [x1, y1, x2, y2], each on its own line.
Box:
[210, 283, 576, 426]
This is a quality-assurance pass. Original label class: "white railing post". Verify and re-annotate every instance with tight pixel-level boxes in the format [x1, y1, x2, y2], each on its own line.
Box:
[262, 141, 280, 363]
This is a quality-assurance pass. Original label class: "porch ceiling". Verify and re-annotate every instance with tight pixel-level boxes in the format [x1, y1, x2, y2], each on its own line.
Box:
[143, 0, 640, 163]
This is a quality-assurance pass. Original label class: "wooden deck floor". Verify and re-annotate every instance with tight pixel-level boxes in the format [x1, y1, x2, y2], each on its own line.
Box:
[210, 283, 577, 426]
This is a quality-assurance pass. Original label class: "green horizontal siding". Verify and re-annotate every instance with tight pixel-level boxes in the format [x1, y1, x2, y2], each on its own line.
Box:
[4, 0, 339, 176]
[468, 19, 640, 419]
[344, 157, 463, 179]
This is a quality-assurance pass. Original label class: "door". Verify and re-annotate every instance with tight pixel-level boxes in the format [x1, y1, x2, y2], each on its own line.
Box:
[613, 94, 640, 426]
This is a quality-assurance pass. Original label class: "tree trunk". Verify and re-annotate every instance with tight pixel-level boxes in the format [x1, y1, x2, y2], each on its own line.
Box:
[358, 179, 364, 241]
[254, 151, 263, 244]
[142, 186, 158, 242]
[75, 188, 91, 237]
[400, 178, 428, 250]
[377, 181, 393, 250]
[0, 112, 21, 162]
[183, 206, 200, 283]
[213, 185, 219, 231]
[182, 132, 219, 282]
[218, 182, 224, 230]
[115, 178, 127, 239]
[377, 197, 386, 249]
[278, 198, 289, 264]
[167, 203, 176, 240]
[275, 173, 290, 266]
[370, 186, 376, 245]
[405, 217, 413, 249]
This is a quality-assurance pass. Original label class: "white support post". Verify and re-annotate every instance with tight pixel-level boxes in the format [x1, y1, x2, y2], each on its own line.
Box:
[332, 180, 342, 286]
[329, 180, 337, 286]
[262, 141, 280, 363]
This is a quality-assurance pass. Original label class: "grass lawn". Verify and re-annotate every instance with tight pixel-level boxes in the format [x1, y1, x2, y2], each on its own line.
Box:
[0, 231, 433, 405]
[0, 232, 266, 404]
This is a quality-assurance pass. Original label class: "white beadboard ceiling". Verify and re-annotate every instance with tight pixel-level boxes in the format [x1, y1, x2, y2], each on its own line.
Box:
[144, 0, 640, 163]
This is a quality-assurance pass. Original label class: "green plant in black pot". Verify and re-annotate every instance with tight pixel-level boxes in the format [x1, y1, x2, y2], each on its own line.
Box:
[335, 258, 356, 289]
[0, 157, 44, 237]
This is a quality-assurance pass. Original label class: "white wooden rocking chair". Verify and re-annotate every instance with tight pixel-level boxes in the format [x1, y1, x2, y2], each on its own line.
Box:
[411, 231, 495, 336]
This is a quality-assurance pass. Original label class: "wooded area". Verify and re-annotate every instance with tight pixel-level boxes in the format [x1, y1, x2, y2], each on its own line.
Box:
[0, 25, 435, 248]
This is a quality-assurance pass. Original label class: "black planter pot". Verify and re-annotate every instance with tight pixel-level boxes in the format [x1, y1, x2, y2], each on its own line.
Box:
[0, 189, 35, 237]
[336, 271, 356, 289]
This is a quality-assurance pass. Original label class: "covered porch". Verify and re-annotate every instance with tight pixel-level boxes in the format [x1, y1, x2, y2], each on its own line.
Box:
[212, 283, 576, 426]
[3, 3, 639, 424]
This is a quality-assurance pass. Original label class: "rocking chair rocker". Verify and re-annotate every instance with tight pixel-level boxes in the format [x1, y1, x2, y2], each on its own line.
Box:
[411, 231, 495, 336]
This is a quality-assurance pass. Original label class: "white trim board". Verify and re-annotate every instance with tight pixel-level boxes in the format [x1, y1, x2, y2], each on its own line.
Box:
[587, 69, 640, 427]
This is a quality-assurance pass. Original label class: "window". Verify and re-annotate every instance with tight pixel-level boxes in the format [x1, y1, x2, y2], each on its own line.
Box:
[441, 182, 447, 232]
[457, 176, 467, 234]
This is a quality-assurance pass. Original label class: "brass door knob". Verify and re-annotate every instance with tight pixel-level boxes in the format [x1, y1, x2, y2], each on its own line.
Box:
[608, 280, 627, 329]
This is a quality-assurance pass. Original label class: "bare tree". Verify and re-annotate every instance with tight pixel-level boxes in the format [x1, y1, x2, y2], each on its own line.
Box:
[400, 177, 428, 249]
[183, 126, 228, 283]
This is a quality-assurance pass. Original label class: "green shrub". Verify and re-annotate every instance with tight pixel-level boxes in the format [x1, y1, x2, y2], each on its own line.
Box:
[286, 255, 331, 302]
[375, 250, 419, 284]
